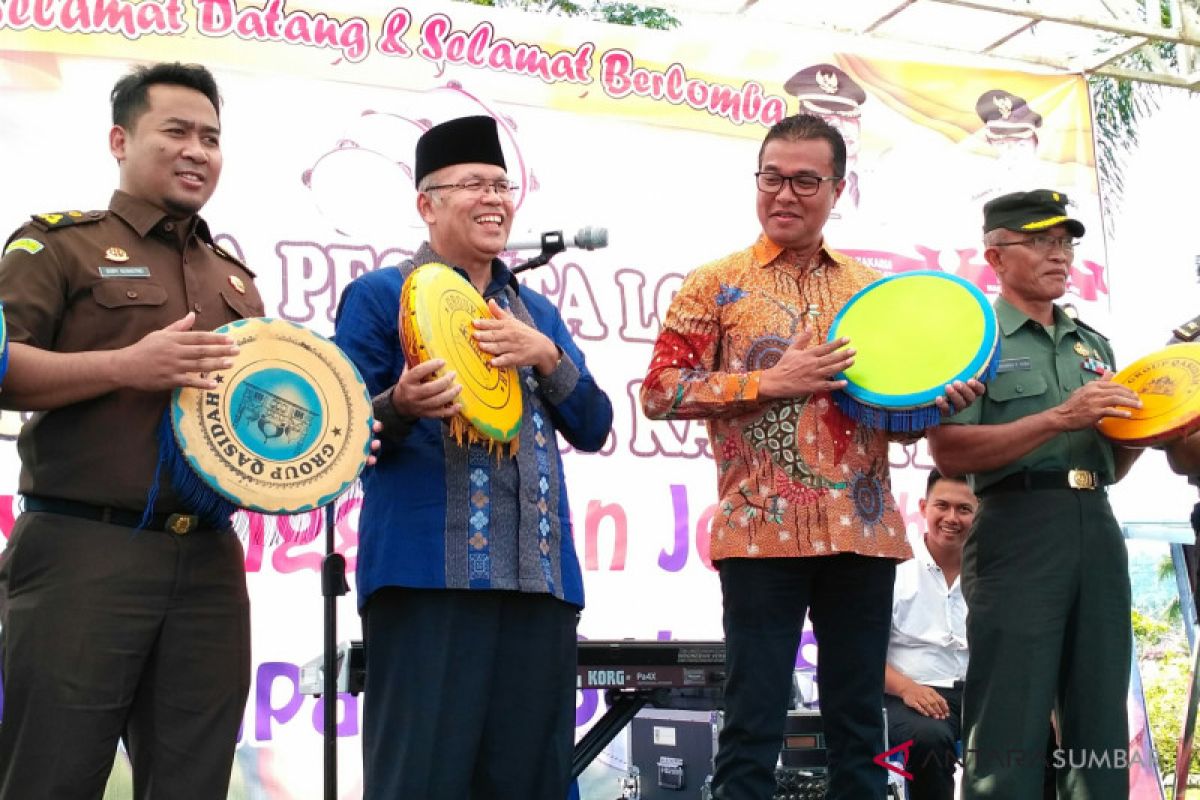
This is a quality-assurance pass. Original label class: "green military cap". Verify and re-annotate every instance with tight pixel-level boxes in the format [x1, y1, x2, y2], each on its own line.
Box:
[982, 189, 1085, 237]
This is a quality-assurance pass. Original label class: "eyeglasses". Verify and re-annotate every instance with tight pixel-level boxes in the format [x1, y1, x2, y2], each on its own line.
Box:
[991, 234, 1079, 255]
[423, 178, 519, 197]
[755, 172, 841, 197]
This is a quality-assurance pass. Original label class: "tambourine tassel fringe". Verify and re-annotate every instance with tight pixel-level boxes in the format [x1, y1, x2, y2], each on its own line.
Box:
[449, 416, 519, 458]
[831, 350, 1002, 433]
[148, 410, 239, 530]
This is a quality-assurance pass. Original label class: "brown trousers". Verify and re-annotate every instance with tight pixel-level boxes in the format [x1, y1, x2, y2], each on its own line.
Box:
[0, 510, 250, 799]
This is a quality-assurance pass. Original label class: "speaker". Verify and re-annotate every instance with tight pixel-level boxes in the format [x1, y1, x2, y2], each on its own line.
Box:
[629, 709, 718, 799]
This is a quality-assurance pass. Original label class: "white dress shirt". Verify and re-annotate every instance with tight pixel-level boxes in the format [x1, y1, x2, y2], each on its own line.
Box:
[886, 536, 968, 688]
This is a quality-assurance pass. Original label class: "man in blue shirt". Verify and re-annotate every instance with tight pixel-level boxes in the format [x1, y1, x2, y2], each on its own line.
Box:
[334, 115, 613, 800]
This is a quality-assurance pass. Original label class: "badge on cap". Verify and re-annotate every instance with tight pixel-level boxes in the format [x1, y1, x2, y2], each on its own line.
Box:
[229, 275, 246, 294]
[105, 247, 129, 263]
[1074, 342, 1090, 356]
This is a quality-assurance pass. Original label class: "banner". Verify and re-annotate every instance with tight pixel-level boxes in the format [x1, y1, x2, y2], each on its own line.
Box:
[0, 2, 1110, 796]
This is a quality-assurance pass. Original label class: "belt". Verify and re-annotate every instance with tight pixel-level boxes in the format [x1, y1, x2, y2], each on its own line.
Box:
[22, 495, 203, 534]
[977, 470, 1108, 496]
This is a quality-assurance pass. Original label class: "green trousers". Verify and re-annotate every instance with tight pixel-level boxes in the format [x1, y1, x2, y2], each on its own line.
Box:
[961, 489, 1131, 800]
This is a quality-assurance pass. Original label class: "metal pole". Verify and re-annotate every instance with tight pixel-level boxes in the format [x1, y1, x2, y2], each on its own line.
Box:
[321, 501, 348, 800]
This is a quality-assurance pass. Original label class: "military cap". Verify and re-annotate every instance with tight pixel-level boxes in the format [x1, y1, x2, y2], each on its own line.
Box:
[976, 89, 1042, 138]
[783, 63, 866, 115]
[414, 115, 506, 187]
[983, 189, 1085, 237]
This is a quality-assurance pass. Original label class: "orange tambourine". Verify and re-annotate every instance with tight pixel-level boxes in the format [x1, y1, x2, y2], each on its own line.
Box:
[399, 263, 522, 452]
[1097, 343, 1200, 447]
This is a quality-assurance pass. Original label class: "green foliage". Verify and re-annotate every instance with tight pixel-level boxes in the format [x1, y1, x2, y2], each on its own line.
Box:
[1134, 599, 1200, 782]
[1088, 72, 1159, 234]
[458, 0, 680, 29]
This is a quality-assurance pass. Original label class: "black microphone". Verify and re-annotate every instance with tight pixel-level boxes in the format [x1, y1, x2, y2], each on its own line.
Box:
[505, 226, 608, 252]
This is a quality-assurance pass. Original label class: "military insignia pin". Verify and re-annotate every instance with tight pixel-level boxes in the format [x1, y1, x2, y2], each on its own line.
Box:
[1073, 342, 1089, 356]
[229, 275, 246, 294]
[104, 247, 129, 263]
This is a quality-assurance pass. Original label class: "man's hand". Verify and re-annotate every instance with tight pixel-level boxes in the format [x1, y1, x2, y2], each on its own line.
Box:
[758, 328, 855, 400]
[934, 378, 986, 416]
[366, 419, 382, 466]
[1052, 376, 1141, 431]
[391, 358, 462, 420]
[900, 684, 951, 720]
[474, 299, 559, 374]
[113, 312, 238, 391]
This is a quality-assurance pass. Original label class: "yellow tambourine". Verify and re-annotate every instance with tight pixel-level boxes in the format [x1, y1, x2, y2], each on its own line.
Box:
[399, 263, 522, 452]
[170, 317, 374, 514]
[1097, 343, 1200, 447]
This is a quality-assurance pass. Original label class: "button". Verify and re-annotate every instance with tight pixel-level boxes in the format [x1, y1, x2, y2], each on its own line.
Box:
[88, 211, 102, 218]
[164, 222, 175, 232]
[193, 302, 202, 313]
[1015, 385, 1024, 394]
[126, 290, 138, 299]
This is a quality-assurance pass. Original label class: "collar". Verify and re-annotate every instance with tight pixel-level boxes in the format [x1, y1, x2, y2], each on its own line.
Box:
[993, 295, 1078, 338]
[750, 233, 846, 272]
[108, 190, 212, 243]
[911, 535, 938, 570]
[914, 535, 963, 585]
[414, 241, 520, 294]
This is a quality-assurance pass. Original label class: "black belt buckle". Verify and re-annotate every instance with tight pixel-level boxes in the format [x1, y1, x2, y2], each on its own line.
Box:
[1067, 469, 1097, 490]
[165, 513, 200, 534]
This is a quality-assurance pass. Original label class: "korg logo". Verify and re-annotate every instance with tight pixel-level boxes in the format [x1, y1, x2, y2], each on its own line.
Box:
[586, 669, 626, 686]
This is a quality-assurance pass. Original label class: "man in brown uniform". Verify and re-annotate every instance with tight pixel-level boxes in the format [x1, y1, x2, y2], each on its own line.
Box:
[0, 62, 262, 799]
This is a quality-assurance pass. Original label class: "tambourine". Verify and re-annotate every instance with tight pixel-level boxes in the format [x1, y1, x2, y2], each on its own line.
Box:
[170, 317, 374, 515]
[1096, 343, 1200, 447]
[400, 263, 522, 452]
[829, 270, 1001, 431]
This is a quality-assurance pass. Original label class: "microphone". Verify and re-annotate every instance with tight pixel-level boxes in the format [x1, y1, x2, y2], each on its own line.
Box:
[505, 226, 608, 252]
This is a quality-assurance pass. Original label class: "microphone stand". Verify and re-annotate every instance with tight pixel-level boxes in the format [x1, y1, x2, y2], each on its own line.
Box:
[512, 232, 566, 274]
[321, 500, 348, 800]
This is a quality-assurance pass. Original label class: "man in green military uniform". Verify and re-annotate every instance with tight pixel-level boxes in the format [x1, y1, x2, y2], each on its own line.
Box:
[927, 190, 1142, 799]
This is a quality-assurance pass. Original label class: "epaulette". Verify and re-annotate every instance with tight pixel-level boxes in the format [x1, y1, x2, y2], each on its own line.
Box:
[1072, 316, 1109, 340]
[29, 209, 105, 231]
[1173, 313, 1200, 342]
[208, 240, 256, 277]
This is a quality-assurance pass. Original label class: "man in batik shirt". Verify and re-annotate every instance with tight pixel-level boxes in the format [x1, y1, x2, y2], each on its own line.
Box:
[641, 113, 979, 800]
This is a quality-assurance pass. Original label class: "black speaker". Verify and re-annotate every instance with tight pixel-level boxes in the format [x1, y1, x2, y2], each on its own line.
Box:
[629, 710, 718, 799]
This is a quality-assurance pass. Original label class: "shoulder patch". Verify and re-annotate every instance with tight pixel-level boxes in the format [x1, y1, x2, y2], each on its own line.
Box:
[30, 209, 105, 231]
[1173, 314, 1200, 342]
[3, 237, 44, 257]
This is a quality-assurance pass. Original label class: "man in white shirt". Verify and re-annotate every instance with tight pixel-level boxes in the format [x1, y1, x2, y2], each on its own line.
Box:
[884, 470, 976, 800]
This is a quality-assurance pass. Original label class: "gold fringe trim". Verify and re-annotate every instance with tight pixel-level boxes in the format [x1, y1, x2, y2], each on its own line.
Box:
[449, 416, 519, 459]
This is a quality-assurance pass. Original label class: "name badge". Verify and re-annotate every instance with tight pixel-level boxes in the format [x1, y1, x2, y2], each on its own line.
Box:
[99, 266, 151, 278]
[996, 357, 1032, 373]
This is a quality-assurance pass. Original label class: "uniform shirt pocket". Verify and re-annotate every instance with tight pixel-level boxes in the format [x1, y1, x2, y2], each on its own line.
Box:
[987, 371, 1049, 402]
[220, 286, 260, 319]
[983, 371, 1050, 423]
[91, 280, 168, 309]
